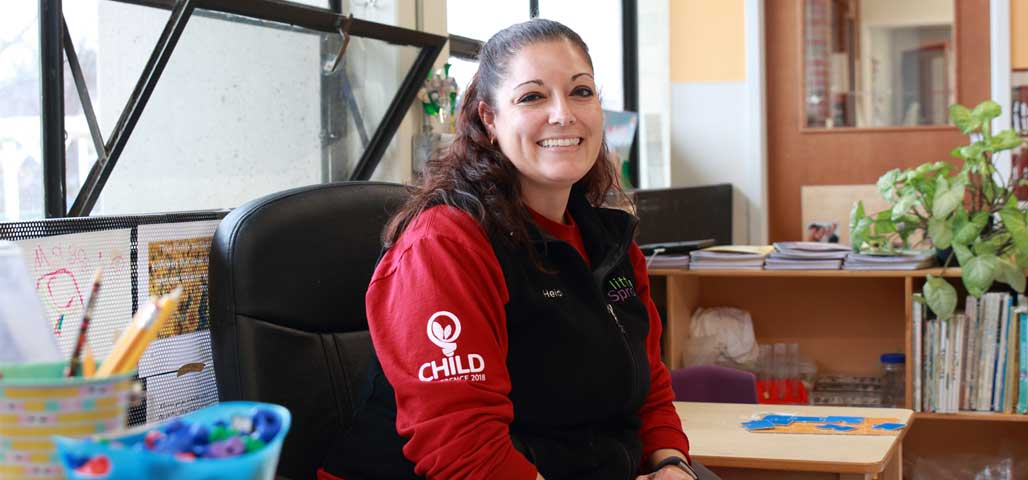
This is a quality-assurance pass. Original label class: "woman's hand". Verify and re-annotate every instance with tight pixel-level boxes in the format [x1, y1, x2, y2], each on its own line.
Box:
[635, 464, 696, 480]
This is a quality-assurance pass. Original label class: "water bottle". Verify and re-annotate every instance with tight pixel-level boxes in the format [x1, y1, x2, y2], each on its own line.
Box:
[879, 353, 906, 408]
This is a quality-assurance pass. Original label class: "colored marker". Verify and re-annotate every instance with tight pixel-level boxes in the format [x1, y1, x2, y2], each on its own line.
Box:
[66, 269, 103, 377]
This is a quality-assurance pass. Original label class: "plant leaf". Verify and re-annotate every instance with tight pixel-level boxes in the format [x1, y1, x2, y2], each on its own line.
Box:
[928, 217, 953, 249]
[973, 237, 999, 256]
[1013, 232, 1028, 261]
[991, 129, 1026, 151]
[953, 242, 973, 266]
[954, 211, 989, 245]
[994, 258, 1026, 293]
[960, 142, 986, 160]
[893, 194, 918, 220]
[963, 254, 998, 297]
[932, 176, 964, 218]
[949, 104, 975, 133]
[877, 169, 901, 200]
[924, 275, 958, 319]
[971, 100, 1002, 122]
[1000, 205, 1026, 235]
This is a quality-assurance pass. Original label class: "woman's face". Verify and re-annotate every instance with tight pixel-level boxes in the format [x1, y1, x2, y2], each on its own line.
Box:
[480, 40, 603, 196]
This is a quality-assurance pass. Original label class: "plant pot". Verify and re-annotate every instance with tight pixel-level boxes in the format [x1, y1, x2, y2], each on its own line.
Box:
[935, 247, 955, 267]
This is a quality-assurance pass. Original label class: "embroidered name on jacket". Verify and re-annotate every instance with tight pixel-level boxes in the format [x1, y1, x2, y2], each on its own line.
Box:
[418, 311, 487, 382]
[606, 276, 637, 303]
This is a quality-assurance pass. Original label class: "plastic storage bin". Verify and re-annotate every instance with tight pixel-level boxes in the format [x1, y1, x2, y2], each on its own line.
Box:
[53, 401, 290, 480]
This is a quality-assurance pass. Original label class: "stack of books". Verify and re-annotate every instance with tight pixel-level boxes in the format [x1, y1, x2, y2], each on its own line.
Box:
[647, 254, 691, 269]
[842, 251, 936, 270]
[689, 245, 774, 270]
[764, 242, 851, 270]
[913, 294, 1028, 415]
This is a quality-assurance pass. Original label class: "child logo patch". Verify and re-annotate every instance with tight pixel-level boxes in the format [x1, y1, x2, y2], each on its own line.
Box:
[419, 311, 487, 383]
[427, 311, 461, 357]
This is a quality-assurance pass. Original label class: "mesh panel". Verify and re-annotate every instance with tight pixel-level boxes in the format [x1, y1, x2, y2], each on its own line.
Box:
[1, 211, 227, 426]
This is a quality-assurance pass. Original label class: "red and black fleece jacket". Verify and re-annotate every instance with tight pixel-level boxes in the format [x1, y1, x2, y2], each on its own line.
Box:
[320, 189, 689, 480]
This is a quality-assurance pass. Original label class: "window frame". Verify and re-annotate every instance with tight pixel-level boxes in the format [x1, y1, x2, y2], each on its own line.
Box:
[36, 0, 445, 218]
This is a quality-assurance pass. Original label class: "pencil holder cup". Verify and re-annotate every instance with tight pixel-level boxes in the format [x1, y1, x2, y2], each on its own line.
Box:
[53, 401, 291, 480]
[0, 361, 135, 479]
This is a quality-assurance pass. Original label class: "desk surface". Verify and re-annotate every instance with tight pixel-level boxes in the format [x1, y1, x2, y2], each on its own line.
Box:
[675, 402, 913, 474]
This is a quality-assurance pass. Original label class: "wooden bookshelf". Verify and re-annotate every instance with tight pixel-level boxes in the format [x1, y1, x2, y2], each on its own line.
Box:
[915, 412, 1028, 423]
[650, 267, 964, 278]
[649, 267, 1028, 476]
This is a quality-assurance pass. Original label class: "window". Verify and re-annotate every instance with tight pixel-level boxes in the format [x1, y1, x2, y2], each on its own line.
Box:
[18, 157, 42, 219]
[538, 0, 624, 111]
[0, 2, 42, 220]
[446, 0, 530, 44]
[15, 0, 443, 217]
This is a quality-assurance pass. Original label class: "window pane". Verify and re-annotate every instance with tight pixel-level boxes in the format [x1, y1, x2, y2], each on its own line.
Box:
[91, 9, 416, 214]
[538, 0, 624, 111]
[447, 56, 478, 99]
[447, 0, 529, 42]
[803, 0, 955, 128]
[0, 2, 42, 221]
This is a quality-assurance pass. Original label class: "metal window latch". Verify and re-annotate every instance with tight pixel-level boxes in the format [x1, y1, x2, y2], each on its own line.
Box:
[326, 14, 354, 74]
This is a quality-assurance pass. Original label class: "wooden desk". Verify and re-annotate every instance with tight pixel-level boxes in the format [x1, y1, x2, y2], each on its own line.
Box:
[675, 402, 913, 480]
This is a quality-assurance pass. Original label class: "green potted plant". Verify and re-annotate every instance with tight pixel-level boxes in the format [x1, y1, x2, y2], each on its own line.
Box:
[850, 100, 1028, 320]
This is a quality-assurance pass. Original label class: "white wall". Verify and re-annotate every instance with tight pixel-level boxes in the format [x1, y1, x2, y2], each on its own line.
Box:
[668, 0, 765, 244]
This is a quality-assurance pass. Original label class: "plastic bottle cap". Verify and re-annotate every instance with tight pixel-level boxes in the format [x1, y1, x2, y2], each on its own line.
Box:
[880, 353, 905, 364]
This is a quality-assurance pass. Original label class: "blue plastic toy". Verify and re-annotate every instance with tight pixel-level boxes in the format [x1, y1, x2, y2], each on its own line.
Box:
[53, 401, 291, 480]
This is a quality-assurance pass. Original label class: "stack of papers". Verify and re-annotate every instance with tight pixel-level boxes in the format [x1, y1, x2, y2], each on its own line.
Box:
[646, 254, 691, 269]
[765, 242, 851, 270]
[689, 245, 774, 270]
[843, 251, 937, 270]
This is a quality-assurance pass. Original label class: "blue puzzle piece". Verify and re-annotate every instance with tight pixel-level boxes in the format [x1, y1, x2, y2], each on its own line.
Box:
[872, 422, 905, 431]
[761, 414, 795, 425]
[824, 416, 864, 424]
[817, 424, 856, 432]
[793, 416, 826, 423]
[741, 420, 776, 431]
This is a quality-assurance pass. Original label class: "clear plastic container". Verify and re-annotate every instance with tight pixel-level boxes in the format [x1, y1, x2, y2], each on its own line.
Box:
[880, 353, 906, 408]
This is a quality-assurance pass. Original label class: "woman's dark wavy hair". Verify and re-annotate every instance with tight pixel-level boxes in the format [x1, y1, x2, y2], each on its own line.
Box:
[383, 18, 625, 253]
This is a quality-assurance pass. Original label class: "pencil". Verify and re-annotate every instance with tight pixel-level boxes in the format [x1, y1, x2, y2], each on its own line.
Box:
[66, 269, 103, 377]
[96, 287, 183, 377]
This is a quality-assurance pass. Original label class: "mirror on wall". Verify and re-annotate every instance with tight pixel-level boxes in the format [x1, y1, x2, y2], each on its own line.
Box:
[803, 0, 955, 129]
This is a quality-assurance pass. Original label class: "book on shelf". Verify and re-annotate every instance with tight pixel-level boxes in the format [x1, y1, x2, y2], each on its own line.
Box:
[1015, 310, 1023, 415]
[646, 254, 691, 269]
[763, 258, 842, 270]
[689, 245, 772, 270]
[913, 291, 1028, 415]
[765, 242, 847, 269]
[843, 251, 936, 270]
[914, 300, 923, 412]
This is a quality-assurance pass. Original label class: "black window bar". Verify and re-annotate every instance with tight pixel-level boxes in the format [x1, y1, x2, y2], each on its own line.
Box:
[448, 34, 482, 61]
[39, 0, 445, 217]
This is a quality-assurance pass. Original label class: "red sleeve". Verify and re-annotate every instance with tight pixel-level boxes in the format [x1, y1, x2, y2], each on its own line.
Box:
[365, 207, 537, 480]
[629, 242, 692, 463]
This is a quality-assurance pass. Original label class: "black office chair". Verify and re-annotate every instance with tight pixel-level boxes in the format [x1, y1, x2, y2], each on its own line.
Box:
[208, 181, 409, 480]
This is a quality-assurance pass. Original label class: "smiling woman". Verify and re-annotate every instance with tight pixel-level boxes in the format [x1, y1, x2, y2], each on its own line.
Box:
[319, 18, 708, 480]
[479, 39, 605, 222]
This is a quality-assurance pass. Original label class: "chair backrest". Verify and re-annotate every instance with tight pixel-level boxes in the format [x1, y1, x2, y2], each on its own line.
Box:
[208, 181, 408, 480]
[670, 364, 758, 404]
